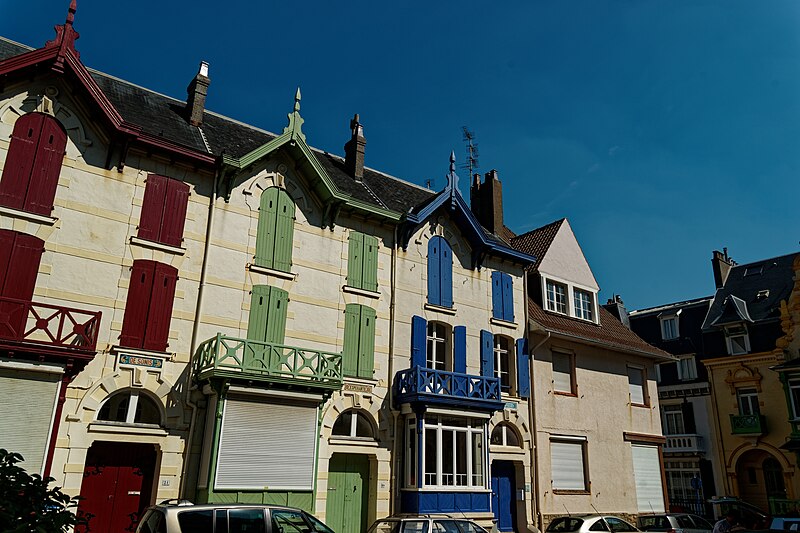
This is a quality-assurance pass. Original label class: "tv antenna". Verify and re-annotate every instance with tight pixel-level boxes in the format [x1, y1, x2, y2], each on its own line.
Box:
[461, 126, 479, 178]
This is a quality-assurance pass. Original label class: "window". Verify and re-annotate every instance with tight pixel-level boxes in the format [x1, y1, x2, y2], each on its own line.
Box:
[550, 437, 587, 491]
[427, 322, 451, 371]
[411, 415, 487, 489]
[427, 236, 453, 308]
[491, 271, 514, 321]
[725, 325, 750, 355]
[246, 285, 288, 346]
[255, 187, 294, 272]
[270, 510, 308, 533]
[662, 405, 685, 435]
[177, 510, 213, 533]
[789, 379, 800, 420]
[97, 390, 161, 425]
[405, 418, 417, 488]
[573, 289, 593, 321]
[545, 280, 567, 314]
[347, 231, 379, 291]
[605, 518, 638, 532]
[494, 335, 515, 394]
[137, 174, 190, 248]
[0, 113, 66, 216]
[119, 260, 178, 352]
[660, 316, 678, 340]
[552, 351, 575, 395]
[490, 423, 521, 448]
[737, 388, 759, 415]
[343, 304, 376, 379]
[677, 356, 697, 381]
[332, 409, 375, 440]
[627, 366, 647, 406]
[664, 460, 702, 502]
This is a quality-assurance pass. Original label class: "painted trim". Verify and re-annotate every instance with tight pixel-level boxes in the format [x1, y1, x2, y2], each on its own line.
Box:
[0, 205, 58, 225]
[130, 236, 186, 256]
[342, 285, 381, 300]
[623, 431, 667, 445]
[248, 263, 297, 281]
[424, 303, 457, 316]
[490, 318, 517, 329]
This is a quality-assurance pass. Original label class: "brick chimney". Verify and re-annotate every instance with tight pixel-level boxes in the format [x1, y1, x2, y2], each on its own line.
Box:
[470, 169, 504, 234]
[344, 114, 366, 182]
[186, 61, 210, 127]
[603, 295, 630, 328]
[712, 248, 735, 289]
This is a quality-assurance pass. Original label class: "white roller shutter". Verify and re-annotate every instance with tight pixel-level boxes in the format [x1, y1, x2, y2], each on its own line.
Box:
[550, 439, 586, 490]
[628, 367, 645, 405]
[632, 444, 665, 512]
[215, 396, 318, 490]
[0, 367, 61, 475]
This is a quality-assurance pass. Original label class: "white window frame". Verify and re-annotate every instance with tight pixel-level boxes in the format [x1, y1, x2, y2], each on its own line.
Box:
[573, 288, 594, 321]
[405, 417, 418, 488]
[737, 388, 759, 416]
[790, 379, 800, 420]
[96, 389, 161, 426]
[427, 322, 451, 371]
[627, 365, 648, 406]
[662, 404, 685, 435]
[491, 423, 522, 448]
[420, 415, 487, 490]
[677, 356, 697, 381]
[494, 335, 515, 395]
[660, 315, 679, 340]
[550, 435, 588, 491]
[545, 279, 568, 314]
[725, 325, 750, 355]
[332, 409, 375, 440]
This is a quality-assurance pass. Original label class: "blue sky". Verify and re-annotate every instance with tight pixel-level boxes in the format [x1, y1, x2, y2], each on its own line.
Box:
[4, 1, 799, 310]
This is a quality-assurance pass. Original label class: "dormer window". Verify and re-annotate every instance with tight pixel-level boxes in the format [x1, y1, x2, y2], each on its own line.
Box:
[546, 280, 567, 314]
[573, 289, 593, 321]
[661, 317, 678, 340]
[725, 324, 750, 355]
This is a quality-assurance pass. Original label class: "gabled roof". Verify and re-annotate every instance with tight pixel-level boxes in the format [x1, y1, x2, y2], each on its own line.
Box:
[702, 252, 799, 330]
[510, 219, 566, 270]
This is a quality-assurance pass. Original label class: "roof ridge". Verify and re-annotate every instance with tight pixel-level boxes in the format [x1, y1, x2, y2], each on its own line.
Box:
[629, 295, 714, 315]
[0, 36, 33, 51]
[729, 251, 800, 270]
[511, 217, 566, 242]
[314, 149, 432, 194]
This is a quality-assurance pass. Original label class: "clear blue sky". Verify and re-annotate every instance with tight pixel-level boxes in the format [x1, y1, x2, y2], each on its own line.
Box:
[4, 1, 799, 311]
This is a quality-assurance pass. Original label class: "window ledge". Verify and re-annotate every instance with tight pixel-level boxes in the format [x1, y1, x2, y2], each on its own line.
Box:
[424, 303, 457, 315]
[248, 264, 297, 281]
[630, 402, 650, 408]
[0, 205, 57, 225]
[130, 236, 186, 255]
[490, 317, 517, 328]
[342, 285, 381, 299]
[329, 437, 379, 447]
[88, 422, 168, 437]
[553, 391, 577, 398]
[552, 489, 590, 495]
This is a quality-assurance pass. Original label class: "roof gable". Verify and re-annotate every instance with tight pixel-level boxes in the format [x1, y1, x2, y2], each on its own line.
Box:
[511, 218, 564, 270]
[533, 219, 598, 290]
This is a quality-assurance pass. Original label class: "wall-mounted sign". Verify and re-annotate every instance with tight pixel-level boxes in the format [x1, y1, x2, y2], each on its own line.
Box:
[343, 383, 373, 394]
[119, 354, 163, 369]
[504, 401, 518, 410]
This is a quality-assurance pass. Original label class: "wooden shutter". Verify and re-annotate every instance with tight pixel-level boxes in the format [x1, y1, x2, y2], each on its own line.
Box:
[362, 235, 379, 292]
[120, 260, 156, 349]
[551, 439, 586, 490]
[0, 231, 14, 293]
[247, 285, 271, 342]
[453, 325, 467, 374]
[265, 287, 288, 345]
[0, 113, 44, 211]
[411, 315, 427, 367]
[24, 115, 66, 216]
[516, 338, 530, 398]
[502, 273, 514, 322]
[255, 188, 279, 268]
[142, 263, 177, 352]
[427, 237, 441, 306]
[273, 189, 295, 272]
[347, 232, 364, 289]
[160, 179, 190, 247]
[440, 238, 453, 308]
[491, 272, 503, 319]
[631, 444, 665, 512]
[480, 329, 494, 377]
[342, 304, 361, 376]
[0, 231, 44, 301]
[358, 306, 376, 379]
[137, 174, 168, 242]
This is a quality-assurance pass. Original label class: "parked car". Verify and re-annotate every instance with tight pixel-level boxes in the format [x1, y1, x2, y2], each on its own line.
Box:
[637, 513, 713, 533]
[135, 502, 335, 533]
[709, 497, 770, 531]
[771, 517, 800, 532]
[546, 515, 640, 533]
[368, 516, 490, 533]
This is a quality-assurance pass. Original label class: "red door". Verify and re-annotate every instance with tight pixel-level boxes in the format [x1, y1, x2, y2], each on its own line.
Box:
[76, 442, 157, 533]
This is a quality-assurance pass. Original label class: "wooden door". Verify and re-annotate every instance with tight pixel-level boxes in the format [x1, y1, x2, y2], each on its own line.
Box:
[491, 460, 517, 532]
[326, 454, 369, 533]
[76, 442, 157, 533]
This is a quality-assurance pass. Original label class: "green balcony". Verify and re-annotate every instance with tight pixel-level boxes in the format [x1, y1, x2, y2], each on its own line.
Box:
[193, 333, 343, 390]
[730, 413, 766, 435]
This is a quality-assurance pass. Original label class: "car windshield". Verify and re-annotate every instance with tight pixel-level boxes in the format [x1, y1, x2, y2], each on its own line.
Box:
[547, 517, 585, 532]
[401, 521, 430, 533]
[433, 520, 487, 533]
[306, 514, 335, 533]
[638, 516, 670, 531]
[370, 521, 401, 533]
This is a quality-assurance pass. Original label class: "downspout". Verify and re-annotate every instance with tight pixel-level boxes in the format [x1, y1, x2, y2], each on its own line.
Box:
[388, 223, 399, 516]
[179, 167, 221, 499]
[528, 289, 550, 533]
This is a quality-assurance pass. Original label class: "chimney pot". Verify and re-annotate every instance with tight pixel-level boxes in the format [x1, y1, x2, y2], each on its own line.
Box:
[186, 61, 210, 127]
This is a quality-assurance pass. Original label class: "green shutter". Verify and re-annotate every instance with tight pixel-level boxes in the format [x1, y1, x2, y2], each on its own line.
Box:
[265, 286, 288, 345]
[273, 189, 295, 272]
[362, 235, 379, 292]
[247, 285, 271, 342]
[347, 232, 364, 289]
[343, 304, 361, 377]
[255, 188, 279, 268]
[358, 306, 376, 379]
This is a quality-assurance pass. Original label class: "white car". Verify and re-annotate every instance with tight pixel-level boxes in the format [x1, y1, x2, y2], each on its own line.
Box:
[546, 515, 640, 533]
[368, 516, 489, 533]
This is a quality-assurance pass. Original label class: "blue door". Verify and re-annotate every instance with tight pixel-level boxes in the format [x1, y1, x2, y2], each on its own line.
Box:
[491, 460, 517, 532]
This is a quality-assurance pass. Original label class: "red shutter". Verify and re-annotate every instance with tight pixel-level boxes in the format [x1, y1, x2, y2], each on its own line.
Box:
[120, 260, 156, 349]
[137, 174, 168, 242]
[0, 113, 44, 211]
[24, 115, 66, 216]
[160, 179, 189, 247]
[0, 230, 15, 293]
[142, 263, 177, 352]
[2, 232, 44, 301]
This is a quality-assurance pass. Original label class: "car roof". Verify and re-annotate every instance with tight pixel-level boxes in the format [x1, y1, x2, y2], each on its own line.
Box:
[151, 503, 302, 513]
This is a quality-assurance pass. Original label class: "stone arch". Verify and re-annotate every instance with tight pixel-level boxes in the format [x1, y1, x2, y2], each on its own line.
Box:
[727, 441, 794, 472]
[244, 164, 311, 215]
[321, 391, 386, 443]
[489, 409, 532, 447]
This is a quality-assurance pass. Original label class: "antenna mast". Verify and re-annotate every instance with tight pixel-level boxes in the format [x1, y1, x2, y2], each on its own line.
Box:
[461, 126, 479, 178]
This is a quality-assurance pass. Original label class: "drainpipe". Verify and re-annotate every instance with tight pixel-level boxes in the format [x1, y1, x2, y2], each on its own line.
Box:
[179, 167, 221, 499]
[388, 224, 399, 516]
[528, 296, 550, 533]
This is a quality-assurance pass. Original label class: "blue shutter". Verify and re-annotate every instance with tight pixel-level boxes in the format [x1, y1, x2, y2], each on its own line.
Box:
[453, 326, 467, 374]
[502, 273, 514, 322]
[516, 337, 530, 398]
[480, 330, 494, 377]
[491, 271, 503, 319]
[427, 237, 441, 306]
[440, 238, 453, 308]
[411, 315, 427, 367]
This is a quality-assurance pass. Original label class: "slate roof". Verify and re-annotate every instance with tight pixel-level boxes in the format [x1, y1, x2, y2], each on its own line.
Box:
[702, 252, 799, 330]
[510, 218, 565, 270]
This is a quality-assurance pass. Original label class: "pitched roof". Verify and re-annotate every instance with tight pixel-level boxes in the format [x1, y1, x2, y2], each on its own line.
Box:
[510, 218, 566, 269]
[529, 300, 673, 360]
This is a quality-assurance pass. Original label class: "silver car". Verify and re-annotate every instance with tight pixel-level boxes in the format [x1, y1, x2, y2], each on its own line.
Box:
[546, 515, 640, 533]
[368, 516, 490, 533]
[637, 514, 713, 533]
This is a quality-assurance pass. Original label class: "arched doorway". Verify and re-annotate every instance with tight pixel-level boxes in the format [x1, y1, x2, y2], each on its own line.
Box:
[735, 449, 785, 512]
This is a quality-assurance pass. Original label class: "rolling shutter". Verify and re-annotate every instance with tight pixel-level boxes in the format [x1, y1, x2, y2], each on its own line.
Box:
[550, 439, 586, 490]
[24, 115, 66, 216]
[453, 326, 467, 374]
[160, 178, 190, 247]
[411, 315, 427, 367]
[215, 396, 318, 490]
[0, 113, 44, 211]
[480, 330, 494, 377]
[0, 366, 62, 475]
[632, 444, 665, 512]
[516, 338, 529, 398]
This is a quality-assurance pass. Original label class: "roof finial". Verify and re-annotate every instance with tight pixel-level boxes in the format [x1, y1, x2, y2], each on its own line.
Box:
[66, 0, 77, 25]
[449, 150, 456, 174]
[283, 87, 306, 141]
[294, 87, 302, 113]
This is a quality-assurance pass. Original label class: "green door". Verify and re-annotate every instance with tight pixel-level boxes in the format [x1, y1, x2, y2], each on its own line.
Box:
[326, 454, 369, 533]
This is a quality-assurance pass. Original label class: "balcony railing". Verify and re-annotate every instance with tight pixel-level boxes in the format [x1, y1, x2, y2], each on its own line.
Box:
[193, 333, 343, 389]
[0, 296, 101, 354]
[664, 433, 705, 454]
[730, 413, 766, 435]
[394, 365, 504, 411]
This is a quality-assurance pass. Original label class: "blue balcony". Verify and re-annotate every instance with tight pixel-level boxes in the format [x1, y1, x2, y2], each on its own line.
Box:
[394, 365, 504, 411]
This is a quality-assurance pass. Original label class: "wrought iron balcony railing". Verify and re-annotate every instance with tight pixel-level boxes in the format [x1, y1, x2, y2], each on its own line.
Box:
[0, 296, 101, 354]
[394, 365, 504, 411]
[664, 433, 705, 454]
[193, 333, 343, 389]
[730, 413, 766, 435]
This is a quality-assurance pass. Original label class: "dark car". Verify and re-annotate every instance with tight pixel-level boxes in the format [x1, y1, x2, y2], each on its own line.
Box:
[637, 514, 713, 533]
